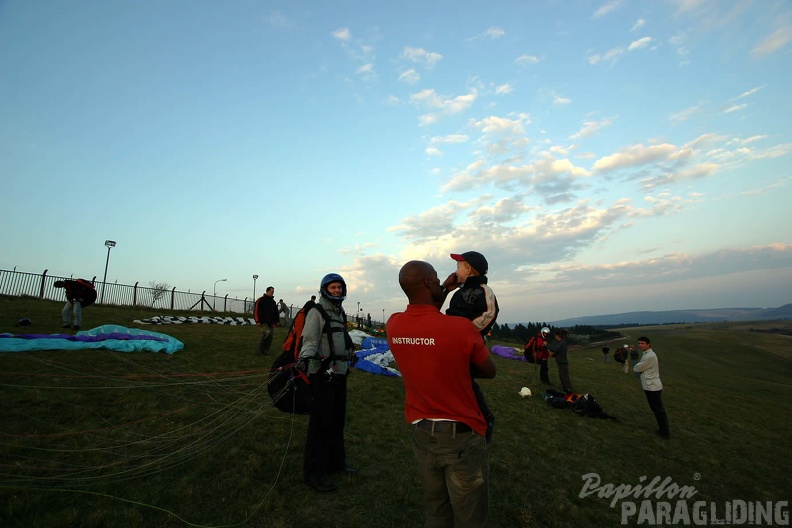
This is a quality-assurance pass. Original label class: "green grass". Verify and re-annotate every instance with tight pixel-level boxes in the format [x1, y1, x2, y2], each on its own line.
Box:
[1, 296, 791, 527]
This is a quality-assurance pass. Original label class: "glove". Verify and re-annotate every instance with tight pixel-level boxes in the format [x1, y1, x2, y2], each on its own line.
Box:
[294, 357, 309, 373]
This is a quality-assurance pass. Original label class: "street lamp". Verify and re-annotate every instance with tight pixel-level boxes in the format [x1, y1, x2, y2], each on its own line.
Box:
[213, 278, 227, 310]
[252, 274, 259, 299]
[101, 240, 116, 304]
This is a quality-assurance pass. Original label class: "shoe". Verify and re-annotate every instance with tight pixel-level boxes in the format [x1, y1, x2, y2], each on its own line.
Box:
[306, 478, 338, 492]
[72, 326, 80, 331]
[656, 431, 670, 440]
[340, 466, 358, 476]
[61, 324, 71, 329]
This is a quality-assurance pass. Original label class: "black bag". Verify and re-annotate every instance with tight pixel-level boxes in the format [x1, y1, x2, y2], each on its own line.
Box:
[268, 349, 313, 414]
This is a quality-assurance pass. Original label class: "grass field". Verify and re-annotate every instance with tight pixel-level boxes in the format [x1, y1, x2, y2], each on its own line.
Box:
[1, 296, 791, 527]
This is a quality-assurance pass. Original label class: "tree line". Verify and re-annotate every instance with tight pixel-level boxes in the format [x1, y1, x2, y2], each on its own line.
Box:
[490, 322, 622, 344]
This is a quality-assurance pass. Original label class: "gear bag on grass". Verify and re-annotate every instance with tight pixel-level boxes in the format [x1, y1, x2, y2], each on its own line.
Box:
[267, 301, 344, 414]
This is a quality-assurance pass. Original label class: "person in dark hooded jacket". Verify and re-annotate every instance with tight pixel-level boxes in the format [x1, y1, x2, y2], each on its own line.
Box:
[54, 279, 96, 331]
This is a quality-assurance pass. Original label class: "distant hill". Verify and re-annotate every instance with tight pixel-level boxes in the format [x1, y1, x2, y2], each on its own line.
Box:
[550, 303, 792, 326]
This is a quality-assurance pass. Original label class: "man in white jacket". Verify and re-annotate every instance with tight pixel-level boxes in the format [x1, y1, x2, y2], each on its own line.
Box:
[633, 336, 670, 439]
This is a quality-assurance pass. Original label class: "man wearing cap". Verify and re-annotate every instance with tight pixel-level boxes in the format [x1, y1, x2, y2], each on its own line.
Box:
[441, 251, 499, 444]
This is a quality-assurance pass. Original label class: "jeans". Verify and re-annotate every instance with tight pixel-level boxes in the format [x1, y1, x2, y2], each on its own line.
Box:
[257, 324, 274, 354]
[412, 425, 490, 528]
[62, 300, 82, 327]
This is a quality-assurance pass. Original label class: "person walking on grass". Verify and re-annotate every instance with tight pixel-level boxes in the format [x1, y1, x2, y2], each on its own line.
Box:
[633, 336, 670, 439]
[254, 286, 279, 355]
[54, 279, 96, 331]
[388, 260, 496, 528]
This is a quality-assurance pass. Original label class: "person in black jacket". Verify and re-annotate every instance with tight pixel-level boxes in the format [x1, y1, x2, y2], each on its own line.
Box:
[441, 251, 499, 443]
[54, 279, 96, 331]
[254, 286, 280, 354]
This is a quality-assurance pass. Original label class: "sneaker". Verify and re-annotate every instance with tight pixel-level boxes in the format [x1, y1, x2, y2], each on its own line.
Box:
[72, 326, 80, 332]
[61, 324, 71, 329]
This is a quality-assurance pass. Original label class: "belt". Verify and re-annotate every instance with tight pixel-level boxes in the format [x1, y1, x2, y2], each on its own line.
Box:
[415, 419, 472, 435]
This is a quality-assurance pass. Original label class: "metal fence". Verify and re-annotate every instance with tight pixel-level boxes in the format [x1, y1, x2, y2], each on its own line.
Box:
[0, 269, 253, 315]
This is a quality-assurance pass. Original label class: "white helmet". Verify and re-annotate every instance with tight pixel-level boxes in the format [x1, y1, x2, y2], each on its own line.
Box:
[541, 327, 550, 336]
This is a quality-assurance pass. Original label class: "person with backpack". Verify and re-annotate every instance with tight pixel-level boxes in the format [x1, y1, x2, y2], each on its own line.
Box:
[254, 287, 279, 355]
[54, 279, 96, 331]
[525, 327, 551, 384]
[295, 273, 357, 492]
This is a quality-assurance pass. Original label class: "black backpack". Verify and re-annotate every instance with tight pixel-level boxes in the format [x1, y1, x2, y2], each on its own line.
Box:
[267, 302, 351, 414]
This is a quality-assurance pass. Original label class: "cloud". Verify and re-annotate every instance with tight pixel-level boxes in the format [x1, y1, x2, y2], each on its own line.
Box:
[389, 199, 480, 240]
[264, 12, 294, 28]
[468, 27, 506, 41]
[628, 36, 653, 51]
[569, 116, 615, 140]
[515, 54, 541, 65]
[411, 88, 478, 125]
[587, 46, 625, 65]
[398, 69, 420, 84]
[669, 105, 703, 124]
[631, 19, 646, 32]
[430, 134, 469, 145]
[751, 24, 792, 57]
[732, 85, 765, 100]
[331, 28, 351, 41]
[594, 143, 677, 172]
[401, 46, 443, 68]
[425, 146, 442, 156]
[593, 0, 622, 19]
[552, 91, 571, 105]
[723, 103, 748, 114]
[495, 83, 514, 95]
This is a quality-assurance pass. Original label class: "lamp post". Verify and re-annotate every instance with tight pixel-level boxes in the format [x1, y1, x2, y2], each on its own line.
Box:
[382, 308, 385, 324]
[213, 278, 227, 310]
[252, 274, 259, 299]
[101, 240, 116, 304]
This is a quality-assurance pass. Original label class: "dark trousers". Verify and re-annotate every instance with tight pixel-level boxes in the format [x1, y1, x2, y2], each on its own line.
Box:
[257, 324, 274, 354]
[472, 381, 494, 443]
[645, 389, 669, 437]
[538, 359, 550, 384]
[557, 363, 572, 393]
[304, 374, 348, 483]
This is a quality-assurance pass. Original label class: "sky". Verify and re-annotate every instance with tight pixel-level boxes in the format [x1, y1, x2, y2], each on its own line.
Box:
[1, 0, 791, 324]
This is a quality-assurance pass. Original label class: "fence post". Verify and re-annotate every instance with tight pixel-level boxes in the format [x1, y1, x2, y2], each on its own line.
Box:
[224, 294, 229, 313]
[39, 269, 48, 298]
[133, 282, 139, 307]
[170, 287, 176, 310]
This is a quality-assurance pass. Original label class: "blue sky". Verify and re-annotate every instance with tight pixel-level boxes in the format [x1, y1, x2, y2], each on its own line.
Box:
[2, 0, 791, 323]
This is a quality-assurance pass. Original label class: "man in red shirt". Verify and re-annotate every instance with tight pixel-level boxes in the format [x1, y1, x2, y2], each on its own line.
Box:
[387, 260, 496, 528]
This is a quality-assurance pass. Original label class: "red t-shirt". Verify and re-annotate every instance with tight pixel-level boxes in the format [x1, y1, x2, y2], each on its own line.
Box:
[386, 304, 491, 437]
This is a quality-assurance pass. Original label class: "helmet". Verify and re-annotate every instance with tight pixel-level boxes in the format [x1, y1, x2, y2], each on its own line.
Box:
[319, 273, 347, 304]
[541, 327, 550, 336]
